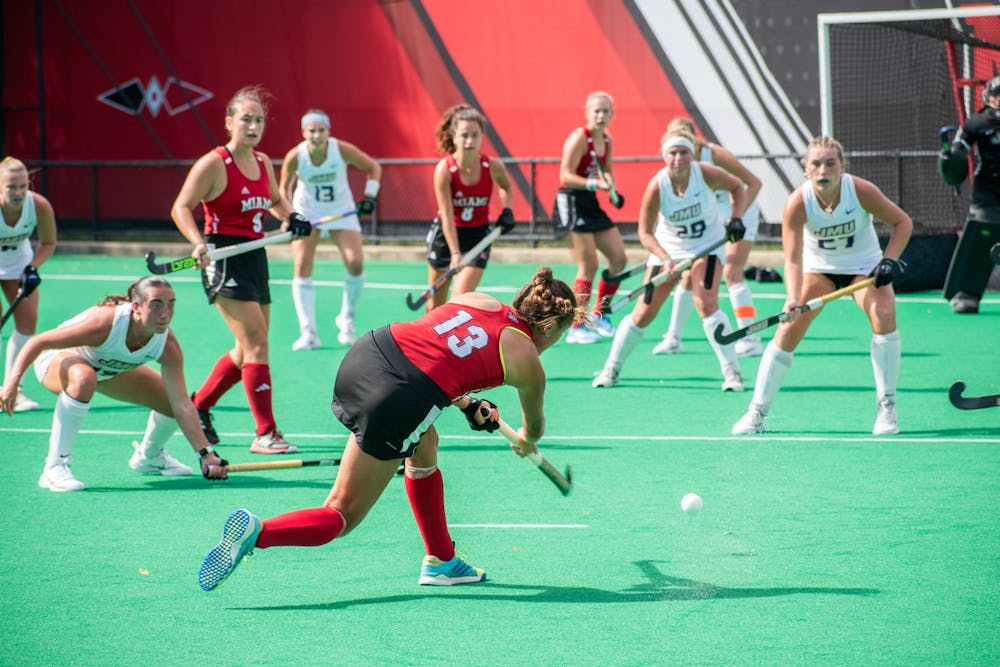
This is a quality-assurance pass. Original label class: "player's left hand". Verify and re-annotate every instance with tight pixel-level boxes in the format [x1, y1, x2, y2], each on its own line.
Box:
[870, 257, 906, 288]
[725, 217, 746, 242]
[287, 212, 312, 238]
[18, 265, 41, 295]
[357, 196, 376, 216]
[497, 207, 515, 235]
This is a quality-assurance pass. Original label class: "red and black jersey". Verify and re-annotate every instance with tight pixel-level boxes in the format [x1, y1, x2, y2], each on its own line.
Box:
[201, 147, 272, 239]
[574, 128, 611, 179]
[441, 154, 493, 229]
[389, 301, 534, 399]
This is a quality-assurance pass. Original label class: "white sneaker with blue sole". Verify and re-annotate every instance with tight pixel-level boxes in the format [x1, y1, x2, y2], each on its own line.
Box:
[199, 508, 262, 591]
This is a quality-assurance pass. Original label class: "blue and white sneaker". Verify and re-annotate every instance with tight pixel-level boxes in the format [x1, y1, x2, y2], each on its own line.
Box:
[590, 314, 616, 338]
[418, 554, 486, 586]
[198, 508, 262, 591]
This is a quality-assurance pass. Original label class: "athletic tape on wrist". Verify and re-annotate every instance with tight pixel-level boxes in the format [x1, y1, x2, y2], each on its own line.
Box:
[364, 179, 380, 198]
[585, 177, 598, 192]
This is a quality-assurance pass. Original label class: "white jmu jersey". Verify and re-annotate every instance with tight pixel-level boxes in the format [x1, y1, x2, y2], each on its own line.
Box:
[801, 174, 882, 274]
[34, 303, 168, 381]
[651, 162, 726, 264]
[0, 190, 37, 278]
[291, 139, 360, 231]
[699, 145, 760, 240]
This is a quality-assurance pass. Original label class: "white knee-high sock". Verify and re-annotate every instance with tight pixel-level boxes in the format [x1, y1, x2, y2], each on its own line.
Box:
[291, 277, 316, 335]
[727, 281, 757, 329]
[666, 286, 693, 339]
[606, 317, 645, 373]
[341, 273, 364, 318]
[871, 330, 901, 403]
[701, 309, 740, 374]
[47, 392, 90, 466]
[750, 341, 794, 415]
[138, 410, 177, 455]
[5, 330, 30, 383]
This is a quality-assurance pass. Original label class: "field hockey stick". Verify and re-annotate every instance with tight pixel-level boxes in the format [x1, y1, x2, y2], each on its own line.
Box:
[0, 288, 27, 329]
[948, 382, 1000, 410]
[145, 210, 358, 275]
[405, 225, 503, 310]
[601, 263, 647, 285]
[589, 149, 622, 208]
[208, 457, 404, 476]
[600, 237, 727, 315]
[712, 277, 875, 345]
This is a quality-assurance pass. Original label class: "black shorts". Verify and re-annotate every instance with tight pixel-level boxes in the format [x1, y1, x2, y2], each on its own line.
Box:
[331, 326, 451, 460]
[202, 235, 271, 305]
[820, 273, 860, 290]
[426, 220, 493, 270]
[552, 188, 614, 234]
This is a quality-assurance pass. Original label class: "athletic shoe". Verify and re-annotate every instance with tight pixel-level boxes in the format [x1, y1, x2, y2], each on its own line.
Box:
[590, 314, 616, 338]
[873, 399, 899, 435]
[129, 441, 193, 476]
[13, 390, 41, 412]
[418, 554, 486, 586]
[722, 368, 745, 392]
[192, 393, 219, 445]
[731, 408, 766, 435]
[652, 335, 683, 355]
[335, 314, 356, 346]
[198, 508, 262, 591]
[38, 461, 85, 492]
[734, 335, 765, 357]
[291, 333, 321, 351]
[592, 367, 619, 388]
[950, 292, 979, 314]
[566, 325, 602, 344]
[250, 430, 297, 454]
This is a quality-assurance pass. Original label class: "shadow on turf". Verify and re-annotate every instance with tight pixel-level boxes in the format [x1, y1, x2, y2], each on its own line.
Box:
[234, 560, 877, 610]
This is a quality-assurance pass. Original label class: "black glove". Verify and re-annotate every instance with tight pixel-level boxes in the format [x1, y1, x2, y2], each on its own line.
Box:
[288, 212, 312, 238]
[19, 265, 41, 295]
[497, 207, 515, 235]
[725, 217, 746, 243]
[460, 398, 500, 432]
[357, 196, 376, 216]
[200, 452, 229, 480]
[869, 257, 906, 288]
[610, 191, 625, 209]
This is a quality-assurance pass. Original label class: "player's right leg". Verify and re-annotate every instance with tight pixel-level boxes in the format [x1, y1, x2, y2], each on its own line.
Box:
[37, 354, 95, 491]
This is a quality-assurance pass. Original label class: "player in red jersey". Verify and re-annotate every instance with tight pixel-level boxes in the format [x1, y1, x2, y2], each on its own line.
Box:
[170, 86, 313, 455]
[552, 91, 629, 344]
[198, 267, 585, 591]
[424, 104, 515, 311]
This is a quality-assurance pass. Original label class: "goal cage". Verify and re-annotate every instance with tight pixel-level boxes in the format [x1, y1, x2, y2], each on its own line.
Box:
[818, 6, 1000, 235]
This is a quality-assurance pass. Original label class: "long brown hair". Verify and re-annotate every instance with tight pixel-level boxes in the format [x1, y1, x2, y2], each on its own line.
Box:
[99, 276, 173, 306]
[435, 104, 486, 154]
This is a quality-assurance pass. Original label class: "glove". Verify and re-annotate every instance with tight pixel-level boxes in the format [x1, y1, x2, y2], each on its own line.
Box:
[18, 265, 41, 295]
[200, 451, 229, 480]
[869, 257, 906, 288]
[610, 191, 625, 209]
[497, 207, 515, 235]
[460, 398, 500, 432]
[357, 196, 376, 216]
[725, 217, 746, 243]
[287, 212, 312, 238]
[939, 125, 957, 152]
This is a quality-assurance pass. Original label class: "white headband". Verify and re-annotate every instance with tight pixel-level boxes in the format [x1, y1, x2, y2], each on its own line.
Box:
[661, 136, 695, 159]
[301, 112, 330, 129]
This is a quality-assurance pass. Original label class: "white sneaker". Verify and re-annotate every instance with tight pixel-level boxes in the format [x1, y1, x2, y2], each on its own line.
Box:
[566, 325, 602, 344]
[722, 368, 745, 392]
[38, 461, 86, 492]
[734, 335, 765, 357]
[590, 315, 616, 338]
[14, 390, 41, 412]
[292, 333, 321, 351]
[652, 335, 683, 355]
[732, 408, 766, 435]
[873, 399, 899, 435]
[129, 441, 194, 476]
[592, 367, 619, 388]
[336, 314, 356, 346]
[250, 430, 298, 454]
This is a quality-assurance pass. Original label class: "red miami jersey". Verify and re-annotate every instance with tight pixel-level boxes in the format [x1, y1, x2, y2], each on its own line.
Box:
[201, 147, 272, 239]
[441, 154, 494, 229]
[574, 128, 611, 179]
[389, 301, 534, 399]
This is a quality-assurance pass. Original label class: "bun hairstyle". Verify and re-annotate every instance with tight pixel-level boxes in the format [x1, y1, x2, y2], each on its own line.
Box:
[512, 267, 587, 337]
[99, 276, 173, 306]
[435, 104, 486, 154]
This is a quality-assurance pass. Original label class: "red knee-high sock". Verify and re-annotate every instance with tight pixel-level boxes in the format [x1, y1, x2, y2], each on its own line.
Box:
[573, 279, 593, 312]
[194, 353, 242, 409]
[405, 469, 454, 561]
[256, 506, 345, 548]
[242, 362, 277, 436]
[595, 277, 620, 314]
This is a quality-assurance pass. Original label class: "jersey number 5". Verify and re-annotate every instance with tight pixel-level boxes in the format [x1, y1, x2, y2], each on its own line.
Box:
[433, 309, 488, 358]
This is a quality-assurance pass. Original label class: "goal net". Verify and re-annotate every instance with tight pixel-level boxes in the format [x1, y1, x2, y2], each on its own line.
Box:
[818, 7, 1000, 234]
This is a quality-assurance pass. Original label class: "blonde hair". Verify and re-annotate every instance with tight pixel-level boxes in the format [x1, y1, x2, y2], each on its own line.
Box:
[0, 156, 27, 176]
[511, 267, 586, 337]
[435, 104, 486, 154]
[803, 136, 848, 169]
[666, 118, 707, 151]
[99, 276, 173, 306]
[659, 127, 698, 152]
[586, 91, 615, 109]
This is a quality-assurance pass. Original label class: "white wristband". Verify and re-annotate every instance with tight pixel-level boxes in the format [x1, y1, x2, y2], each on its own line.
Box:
[364, 179, 380, 198]
[585, 177, 598, 192]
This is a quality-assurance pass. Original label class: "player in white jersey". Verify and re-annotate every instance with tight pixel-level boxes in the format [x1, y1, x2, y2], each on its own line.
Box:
[0, 277, 228, 491]
[0, 157, 57, 412]
[651, 119, 766, 357]
[592, 128, 747, 391]
[732, 136, 912, 437]
[279, 109, 382, 351]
